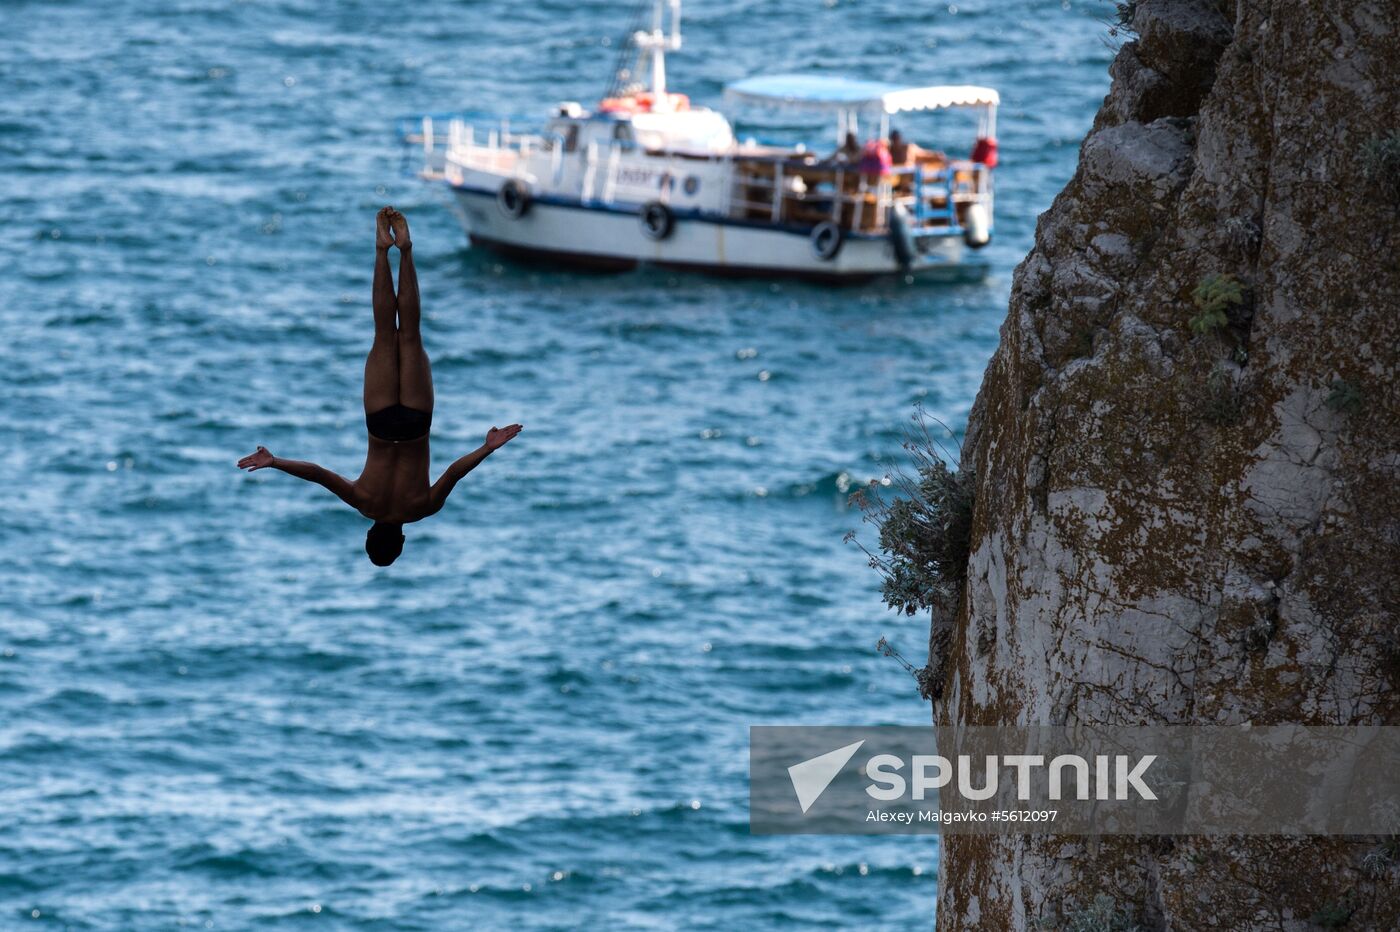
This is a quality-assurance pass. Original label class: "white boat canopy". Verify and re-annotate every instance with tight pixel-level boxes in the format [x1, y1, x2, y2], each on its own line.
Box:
[724, 74, 1000, 114]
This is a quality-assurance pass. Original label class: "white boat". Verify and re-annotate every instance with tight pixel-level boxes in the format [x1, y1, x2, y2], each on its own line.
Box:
[408, 0, 1000, 283]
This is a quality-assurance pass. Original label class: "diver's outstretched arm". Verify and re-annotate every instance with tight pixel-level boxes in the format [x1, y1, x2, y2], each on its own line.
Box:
[427, 424, 522, 514]
[238, 446, 357, 507]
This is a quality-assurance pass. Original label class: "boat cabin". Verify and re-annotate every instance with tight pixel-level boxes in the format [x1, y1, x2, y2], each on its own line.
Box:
[542, 104, 736, 157]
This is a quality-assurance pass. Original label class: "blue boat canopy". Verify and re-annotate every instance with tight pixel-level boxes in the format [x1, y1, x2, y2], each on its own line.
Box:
[724, 74, 999, 114]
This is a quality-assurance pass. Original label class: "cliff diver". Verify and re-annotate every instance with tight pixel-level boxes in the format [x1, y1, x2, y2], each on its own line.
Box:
[238, 207, 522, 566]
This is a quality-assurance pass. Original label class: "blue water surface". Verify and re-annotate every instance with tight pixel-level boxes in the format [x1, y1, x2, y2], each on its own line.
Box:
[1, 1, 1110, 927]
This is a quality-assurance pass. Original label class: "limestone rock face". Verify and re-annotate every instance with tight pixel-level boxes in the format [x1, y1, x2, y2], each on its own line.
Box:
[938, 1, 1399, 927]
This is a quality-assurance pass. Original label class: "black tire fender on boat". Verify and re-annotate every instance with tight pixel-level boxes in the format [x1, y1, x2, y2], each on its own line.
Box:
[497, 180, 530, 219]
[639, 201, 675, 241]
[888, 203, 917, 269]
[810, 221, 843, 261]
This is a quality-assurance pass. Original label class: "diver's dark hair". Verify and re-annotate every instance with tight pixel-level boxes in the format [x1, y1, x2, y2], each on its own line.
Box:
[365, 521, 405, 566]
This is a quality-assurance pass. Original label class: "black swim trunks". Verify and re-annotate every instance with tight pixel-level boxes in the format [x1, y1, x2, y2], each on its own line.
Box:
[366, 404, 432, 442]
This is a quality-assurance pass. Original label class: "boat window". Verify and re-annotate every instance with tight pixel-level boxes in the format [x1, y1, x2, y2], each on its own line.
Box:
[612, 123, 635, 148]
[564, 125, 579, 153]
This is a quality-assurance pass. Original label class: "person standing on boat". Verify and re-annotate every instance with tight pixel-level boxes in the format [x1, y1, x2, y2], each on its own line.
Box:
[237, 207, 522, 566]
[857, 137, 893, 178]
[832, 131, 861, 162]
[888, 129, 945, 168]
[888, 130, 917, 166]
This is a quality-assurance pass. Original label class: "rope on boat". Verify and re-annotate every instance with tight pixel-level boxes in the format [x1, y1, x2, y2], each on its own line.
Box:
[603, 0, 652, 101]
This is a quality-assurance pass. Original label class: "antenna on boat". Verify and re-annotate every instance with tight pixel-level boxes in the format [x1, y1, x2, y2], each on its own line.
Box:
[603, 0, 682, 105]
[637, 0, 682, 99]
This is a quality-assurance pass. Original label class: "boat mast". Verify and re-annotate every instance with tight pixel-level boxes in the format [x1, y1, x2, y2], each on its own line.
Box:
[631, 0, 682, 104]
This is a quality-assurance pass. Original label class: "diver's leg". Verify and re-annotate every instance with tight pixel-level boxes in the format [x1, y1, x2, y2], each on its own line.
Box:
[390, 211, 434, 413]
[364, 211, 400, 413]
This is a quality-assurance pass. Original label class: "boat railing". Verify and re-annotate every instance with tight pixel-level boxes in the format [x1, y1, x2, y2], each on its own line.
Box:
[410, 116, 568, 185]
[724, 158, 993, 235]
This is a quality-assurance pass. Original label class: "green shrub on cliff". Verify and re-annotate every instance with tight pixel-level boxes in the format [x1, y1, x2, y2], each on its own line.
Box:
[1201, 364, 1243, 425]
[1310, 898, 1357, 927]
[1360, 131, 1400, 202]
[1361, 837, 1400, 877]
[1326, 378, 1363, 415]
[1189, 273, 1244, 334]
[1100, 1, 1138, 40]
[848, 410, 974, 616]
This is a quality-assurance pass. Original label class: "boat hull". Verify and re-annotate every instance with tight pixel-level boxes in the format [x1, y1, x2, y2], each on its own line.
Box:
[447, 186, 989, 283]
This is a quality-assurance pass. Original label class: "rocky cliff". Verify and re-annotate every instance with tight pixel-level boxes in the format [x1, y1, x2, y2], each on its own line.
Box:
[938, 0, 1400, 927]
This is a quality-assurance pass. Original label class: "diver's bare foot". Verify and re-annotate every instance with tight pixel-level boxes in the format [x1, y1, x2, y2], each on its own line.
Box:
[387, 208, 411, 250]
[376, 207, 394, 250]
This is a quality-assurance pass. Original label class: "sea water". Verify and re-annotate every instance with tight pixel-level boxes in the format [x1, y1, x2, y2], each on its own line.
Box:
[1, 1, 1111, 927]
